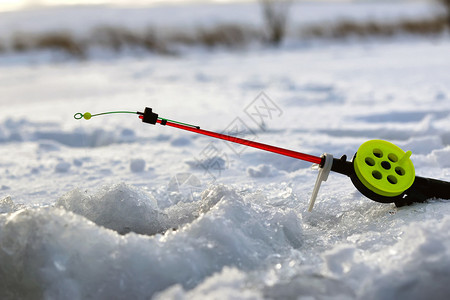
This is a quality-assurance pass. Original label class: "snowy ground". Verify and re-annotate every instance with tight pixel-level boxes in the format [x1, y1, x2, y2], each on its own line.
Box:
[1, 2, 450, 300]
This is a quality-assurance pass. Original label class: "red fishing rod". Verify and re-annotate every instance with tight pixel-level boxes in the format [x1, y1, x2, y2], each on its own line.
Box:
[75, 107, 450, 211]
[155, 115, 322, 165]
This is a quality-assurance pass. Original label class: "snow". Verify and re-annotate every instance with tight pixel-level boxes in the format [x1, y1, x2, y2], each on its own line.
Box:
[247, 164, 279, 178]
[1, 1, 450, 299]
[130, 158, 146, 172]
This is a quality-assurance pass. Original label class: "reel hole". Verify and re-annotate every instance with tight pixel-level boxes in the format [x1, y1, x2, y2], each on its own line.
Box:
[387, 175, 398, 184]
[388, 153, 398, 162]
[373, 149, 383, 158]
[365, 157, 375, 166]
[395, 167, 405, 176]
[381, 161, 391, 170]
[372, 171, 382, 180]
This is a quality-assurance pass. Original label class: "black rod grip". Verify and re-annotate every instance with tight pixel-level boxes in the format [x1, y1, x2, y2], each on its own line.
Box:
[329, 155, 450, 206]
[409, 176, 450, 200]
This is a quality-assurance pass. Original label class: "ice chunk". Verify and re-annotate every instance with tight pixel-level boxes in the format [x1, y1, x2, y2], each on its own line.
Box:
[167, 172, 202, 205]
[0, 196, 15, 214]
[199, 184, 238, 214]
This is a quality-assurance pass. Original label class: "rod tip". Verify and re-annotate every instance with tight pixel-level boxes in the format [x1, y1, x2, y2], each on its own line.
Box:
[74, 112, 92, 120]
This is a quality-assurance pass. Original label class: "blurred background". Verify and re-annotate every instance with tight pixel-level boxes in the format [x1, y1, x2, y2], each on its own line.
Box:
[0, 0, 448, 61]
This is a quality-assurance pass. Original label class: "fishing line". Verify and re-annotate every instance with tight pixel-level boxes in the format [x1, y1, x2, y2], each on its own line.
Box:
[74, 110, 200, 129]
[74, 111, 138, 120]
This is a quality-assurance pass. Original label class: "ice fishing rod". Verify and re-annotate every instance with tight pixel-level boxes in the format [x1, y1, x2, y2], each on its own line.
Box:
[75, 107, 450, 211]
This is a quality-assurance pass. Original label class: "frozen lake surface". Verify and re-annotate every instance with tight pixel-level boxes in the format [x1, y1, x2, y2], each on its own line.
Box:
[1, 2, 450, 299]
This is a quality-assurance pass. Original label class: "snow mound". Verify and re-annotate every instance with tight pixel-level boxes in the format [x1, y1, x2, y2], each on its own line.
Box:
[1, 184, 304, 299]
[56, 183, 161, 235]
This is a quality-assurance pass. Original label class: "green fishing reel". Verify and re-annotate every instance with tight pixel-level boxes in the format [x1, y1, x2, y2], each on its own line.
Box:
[353, 140, 415, 198]
[329, 139, 450, 207]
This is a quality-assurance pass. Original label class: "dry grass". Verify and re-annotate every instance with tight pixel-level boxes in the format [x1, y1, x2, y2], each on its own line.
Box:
[91, 26, 138, 52]
[90, 26, 171, 54]
[439, 0, 450, 27]
[167, 24, 260, 48]
[399, 17, 447, 35]
[12, 33, 34, 52]
[12, 31, 85, 58]
[4, 24, 260, 59]
[141, 28, 172, 54]
[34, 32, 85, 58]
[196, 24, 259, 48]
[302, 17, 447, 40]
[1, 15, 448, 60]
